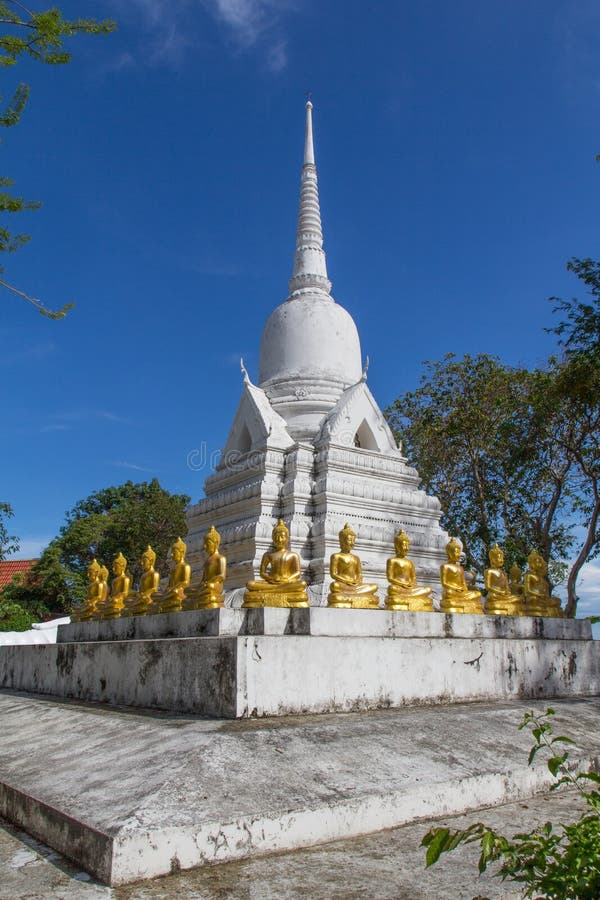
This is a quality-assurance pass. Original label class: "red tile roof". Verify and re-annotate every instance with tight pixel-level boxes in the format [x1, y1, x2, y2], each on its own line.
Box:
[0, 559, 38, 591]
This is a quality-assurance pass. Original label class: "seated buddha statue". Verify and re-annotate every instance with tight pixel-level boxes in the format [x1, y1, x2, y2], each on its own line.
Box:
[484, 544, 525, 616]
[243, 519, 308, 608]
[100, 552, 132, 619]
[184, 526, 227, 610]
[385, 529, 434, 612]
[327, 523, 379, 609]
[509, 563, 524, 598]
[524, 550, 563, 618]
[124, 545, 161, 617]
[156, 537, 191, 614]
[72, 558, 103, 622]
[439, 537, 483, 614]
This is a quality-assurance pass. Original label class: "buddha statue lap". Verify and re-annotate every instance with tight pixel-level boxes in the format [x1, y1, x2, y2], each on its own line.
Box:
[243, 520, 308, 608]
[154, 537, 191, 614]
[440, 537, 483, 614]
[484, 544, 525, 616]
[327, 523, 379, 609]
[123, 545, 161, 617]
[184, 526, 226, 610]
[524, 550, 563, 618]
[385, 529, 434, 612]
[72, 558, 103, 622]
[100, 552, 132, 619]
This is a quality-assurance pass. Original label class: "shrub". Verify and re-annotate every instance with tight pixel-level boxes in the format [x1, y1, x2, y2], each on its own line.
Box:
[0, 601, 35, 632]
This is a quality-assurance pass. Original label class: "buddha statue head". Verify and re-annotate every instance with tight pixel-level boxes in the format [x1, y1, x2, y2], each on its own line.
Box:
[171, 536, 187, 563]
[394, 529, 410, 557]
[510, 563, 522, 583]
[141, 545, 156, 571]
[87, 558, 101, 581]
[489, 543, 504, 568]
[528, 549, 544, 574]
[272, 519, 290, 550]
[446, 537, 462, 563]
[113, 551, 127, 576]
[339, 522, 356, 552]
[204, 525, 221, 554]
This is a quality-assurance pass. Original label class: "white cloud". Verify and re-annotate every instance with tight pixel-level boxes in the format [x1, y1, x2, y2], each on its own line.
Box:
[107, 0, 297, 71]
[12, 536, 52, 559]
[576, 559, 600, 618]
[112, 461, 157, 474]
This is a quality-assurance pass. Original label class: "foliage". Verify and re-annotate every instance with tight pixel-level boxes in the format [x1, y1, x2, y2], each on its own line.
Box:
[2, 542, 71, 617]
[422, 708, 600, 899]
[0, 499, 18, 559]
[8, 480, 190, 612]
[386, 354, 574, 585]
[546, 259, 600, 616]
[387, 258, 600, 614]
[0, 3, 115, 317]
[0, 599, 34, 631]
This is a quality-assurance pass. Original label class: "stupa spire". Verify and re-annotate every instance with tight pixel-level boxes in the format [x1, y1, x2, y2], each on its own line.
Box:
[288, 100, 332, 300]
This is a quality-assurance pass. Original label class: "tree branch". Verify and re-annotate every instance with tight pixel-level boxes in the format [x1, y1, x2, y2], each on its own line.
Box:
[0, 276, 73, 318]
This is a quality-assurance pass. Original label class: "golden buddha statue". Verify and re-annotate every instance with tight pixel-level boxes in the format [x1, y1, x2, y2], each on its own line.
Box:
[243, 519, 308, 608]
[184, 526, 226, 610]
[327, 523, 379, 609]
[72, 558, 103, 622]
[524, 550, 563, 618]
[100, 552, 131, 619]
[154, 537, 192, 614]
[385, 529, 434, 612]
[509, 563, 524, 598]
[484, 544, 525, 616]
[124, 545, 161, 617]
[439, 537, 483, 614]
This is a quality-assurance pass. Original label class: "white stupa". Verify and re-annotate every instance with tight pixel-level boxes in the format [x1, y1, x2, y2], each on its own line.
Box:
[186, 102, 448, 603]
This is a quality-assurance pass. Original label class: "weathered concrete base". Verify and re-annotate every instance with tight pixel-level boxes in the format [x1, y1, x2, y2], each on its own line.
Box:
[57, 607, 593, 644]
[0, 694, 598, 885]
[2, 627, 599, 717]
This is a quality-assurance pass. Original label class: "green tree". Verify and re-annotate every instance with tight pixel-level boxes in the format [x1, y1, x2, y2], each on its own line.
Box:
[386, 354, 574, 586]
[547, 259, 600, 616]
[8, 480, 190, 615]
[0, 3, 115, 317]
[0, 499, 18, 559]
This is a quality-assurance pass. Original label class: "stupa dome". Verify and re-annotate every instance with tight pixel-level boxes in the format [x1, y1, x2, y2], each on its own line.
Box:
[258, 294, 362, 389]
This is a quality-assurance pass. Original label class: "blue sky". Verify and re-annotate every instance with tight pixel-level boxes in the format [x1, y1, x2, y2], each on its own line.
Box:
[1, 1, 599, 615]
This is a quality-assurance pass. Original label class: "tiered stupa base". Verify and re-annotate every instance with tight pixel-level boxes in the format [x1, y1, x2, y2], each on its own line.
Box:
[1, 609, 597, 719]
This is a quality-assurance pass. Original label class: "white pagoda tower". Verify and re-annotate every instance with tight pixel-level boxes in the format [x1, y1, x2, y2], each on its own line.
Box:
[186, 102, 448, 603]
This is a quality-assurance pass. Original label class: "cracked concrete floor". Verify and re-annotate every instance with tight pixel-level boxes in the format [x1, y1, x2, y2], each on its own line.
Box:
[0, 789, 587, 900]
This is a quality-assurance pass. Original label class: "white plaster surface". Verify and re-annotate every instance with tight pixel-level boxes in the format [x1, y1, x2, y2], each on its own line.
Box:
[56, 607, 593, 644]
[0, 694, 598, 885]
[1, 630, 598, 718]
[0, 617, 70, 646]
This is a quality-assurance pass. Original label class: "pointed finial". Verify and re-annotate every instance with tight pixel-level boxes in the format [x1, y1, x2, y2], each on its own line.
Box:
[304, 96, 315, 166]
[288, 98, 332, 300]
[240, 357, 250, 384]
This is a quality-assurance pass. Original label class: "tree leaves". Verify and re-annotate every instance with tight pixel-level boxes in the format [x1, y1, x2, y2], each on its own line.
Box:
[0, 499, 19, 559]
[0, 3, 115, 316]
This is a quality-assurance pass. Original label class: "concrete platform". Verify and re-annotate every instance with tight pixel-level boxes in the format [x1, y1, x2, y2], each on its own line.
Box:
[0, 694, 598, 886]
[1, 629, 599, 717]
[0, 790, 589, 899]
[57, 607, 593, 643]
